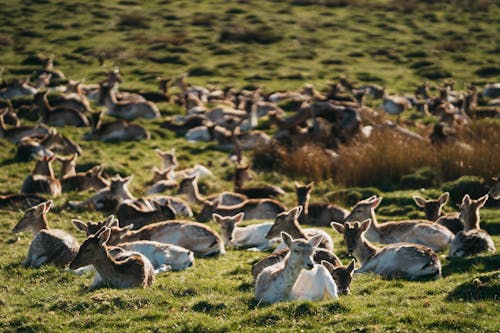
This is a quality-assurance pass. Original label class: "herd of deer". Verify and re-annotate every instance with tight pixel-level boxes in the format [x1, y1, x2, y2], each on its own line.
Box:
[0, 58, 499, 304]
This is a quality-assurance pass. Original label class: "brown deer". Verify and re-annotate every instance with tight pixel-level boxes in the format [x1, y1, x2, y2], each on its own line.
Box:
[21, 157, 61, 196]
[413, 192, 463, 234]
[12, 200, 79, 268]
[147, 167, 178, 194]
[116, 199, 176, 230]
[489, 173, 500, 200]
[0, 114, 50, 143]
[295, 181, 348, 226]
[85, 111, 150, 142]
[234, 163, 285, 199]
[177, 175, 247, 206]
[56, 154, 77, 178]
[448, 194, 495, 258]
[100, 83, 160, 120]
[33, 91, 89, 127]
[61, 165, 109, 192]
[198, 197, 286, 222]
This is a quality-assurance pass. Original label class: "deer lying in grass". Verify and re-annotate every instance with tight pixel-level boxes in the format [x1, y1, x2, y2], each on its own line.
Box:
[265, 206, 334, 253]
[0, 193, 47, 209]
[61, 165, 109, 192]
[0, 114, 50, 143]
[100, 83, 160, 120]
[155, 148, 214, 180]
[70, 227, 155, 290]
[345, 196, 453, 252]
[213, 212, 276, 251]
[116, 199, 176, 230]
[234, 163, 285, 199]
[16, 128, 82, 162]
[34, 91, 89, 127]
[69, 174, 132, 210]
[56, 154, 77, 178]
[382, 89, 412, 122]
[72, 217, 194, 273]
[295, 181, 348, 226]
[0, 103, 20, 126]
[147, 167, 178, 194]
[105, 67, 146, 103]
[198, 197, 286, 222]
[413, 192, 463, 234]
[21, 156, 62, 196]
[332, 220, 442, 280]
[105, 219, 225, 257]
[12, 200, 79, 268]
[448, 194, 495, 258]
[85, 111, 150, 142]
[0, 79, 37, 99]
[251, 247, 342, 281]
[489, 173, 500, 200]
[255, 232, 336, 303]
[177, 175, 247, 206]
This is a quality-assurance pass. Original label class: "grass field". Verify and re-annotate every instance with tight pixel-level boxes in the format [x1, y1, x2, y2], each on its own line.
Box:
[0, 0, 499, 332]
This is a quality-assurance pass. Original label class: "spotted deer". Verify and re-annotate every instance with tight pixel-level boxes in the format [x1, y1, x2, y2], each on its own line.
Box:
[413, 192, 463, 234]
[12, 200, 79, 268]
[332, 220, 442, 280]
[448, 194, 495, 258]
[254, 232, 327, 304]
[70, 227, 155, 290]
[345, 196, 453, 252]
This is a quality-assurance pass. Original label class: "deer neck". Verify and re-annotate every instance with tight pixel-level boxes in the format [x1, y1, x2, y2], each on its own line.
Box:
[32, 215, 49, 235]
[92, 246, 122, 279]
[279, 255, 306, 296]
[60, 163, 76, 178]
[186, 181, 205, 205]
[366, 209, 381, 235]
[39, 94, 53, 114]
[460, 207, 480, 231]
[286, 220, 307, 240]
[354, 236, 378, 266]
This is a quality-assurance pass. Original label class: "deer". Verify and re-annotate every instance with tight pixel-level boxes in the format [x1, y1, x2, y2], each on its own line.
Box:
[448, 194, 495, 258]
[265, 206, 334, 253]
[234, 163, 285, 199]
[332, 220, 442, 280]
[344, 196, 453, 252]
[56, 154, 77, 178]
[255, 232, 331, 304]
[0, 102, 20, 126]
[413, 192, 463, 234]
[16, 127, 82, 161]
[0, 114, 50, 143]
[147, 167, 178, 194]
[295, 181, 348, 226]
[198, 197, 286, 222]
[33, 90, 89, 127]
[116, 199, 176, 230]
[0, 193, 47, 210]
[104, 67, 146, 103]
[212, 212, 277, 251]
[100, 83, 160, 120]
[11, 200, 79, 268]
[177, 175, 247, 207]
[72, 217, 194, 274]
[61, 165, 109, 192]
[0, 78, 37, 99]
[21, 156, 62, 196]
[381, 88, 412, 122]
[489, 173, 500, 200]
[104, 219, 225, 257]
[155, 148, 214, 180]
[85, 111, 150, 142]
[69, 227, 155, 290]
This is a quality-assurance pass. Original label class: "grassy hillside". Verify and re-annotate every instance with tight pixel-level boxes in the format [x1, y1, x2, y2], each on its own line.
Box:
[0, 0, 499, 332]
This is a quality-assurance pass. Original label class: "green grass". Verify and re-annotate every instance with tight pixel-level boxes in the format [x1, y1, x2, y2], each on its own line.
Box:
[0, 0, 499, 332]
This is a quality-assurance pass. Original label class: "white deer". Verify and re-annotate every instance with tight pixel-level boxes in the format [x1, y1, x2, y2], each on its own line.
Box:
[331, 220, 442, 280]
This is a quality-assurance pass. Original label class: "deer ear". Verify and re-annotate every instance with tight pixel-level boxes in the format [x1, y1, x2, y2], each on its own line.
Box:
[72, 219, 88, 233]
[307, 182, 314, 189]
[360, 219, 371, 232]
[98, 227, 111, 245]
[321, 260, 335, 271]
[291, 206, 303, 219]
[308, 234, 323, 248]
[43, 200, 53, 213]
[104, 215, 118, 227]
[413, 196, 426, 208]
[370, 196, 382, 208]
[121, 224, 134, 232]
[281, 232, 293, 249]
[294, 181, 301, 188]
[331, 222, 345, 234]
[438, 192, 449, 205]
[234, 212, 245, 224]
[212, 213, 224, 224]
[462, 194, 471, 205]
[347, 259, 356, 273]
[476, 194, 488, 208]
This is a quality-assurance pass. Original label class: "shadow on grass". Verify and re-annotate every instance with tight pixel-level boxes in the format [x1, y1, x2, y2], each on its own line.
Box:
[443, 254, 500, 276]
[446, 271, 499, 301]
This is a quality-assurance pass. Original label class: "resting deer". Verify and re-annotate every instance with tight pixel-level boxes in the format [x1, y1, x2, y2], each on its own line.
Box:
[251, 247, 342, 281]
[448, 194, 495, 258]
[265, 206, 334, 253]
[413, 192, 463, 234]
[69, 174, 132, 210]
[61, 165, 109, 192]
[213, 212, 276, 251]
[255, 232, 331, 303]
[332, 220, 442, 280]
[21, 157, 61, 196]
[198, 197, 286, 222]
[382, 88, 412, 122]
[0, 114, 50, 143]
[70, 227, 155, 290]
[345, 196, 453, 252]
[295, 181, 348, 226]
[322, 260, 356, 295]
[100, 83, 160, 120]
[12, 200, 79, 268]
[104, 220, 225, 257]
[85, 111, 150, 142]
[72, 217, 194, 273]
[0, 79, 37, 99]
[147, 167, 178, 194]
[33, 91, 89, 127]
[116, 199, 176, 230]
[56, 154, 77, 178]
[489, 173, 500, 200]
[177, 175, 247, 206]
[0, 193, 47, 210]
[155, 148, 214, 179]
[16, 128, 82, 162]
[234, 163, 285, 199]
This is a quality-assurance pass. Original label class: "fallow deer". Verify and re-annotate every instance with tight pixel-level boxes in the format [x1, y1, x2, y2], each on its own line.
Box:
[12, 200, 79, 268]
[332, 220, 442, 280]
[198, 197, 286, 222]
[61, 165, 109, 192]
[56, 154, 77, 178]
[0, 79, 37, 99]
[0, 114, 50, 143]
[413, 192, 463, 234]
[33, 91, 89, 127]
[100, 83, 160, 120]
[85, 111, 150, 142]
[116, 199, 176, 230]
[177, 175, 247, 206]
[21, 157, 62, 196]
[234, 163, 285, 199]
